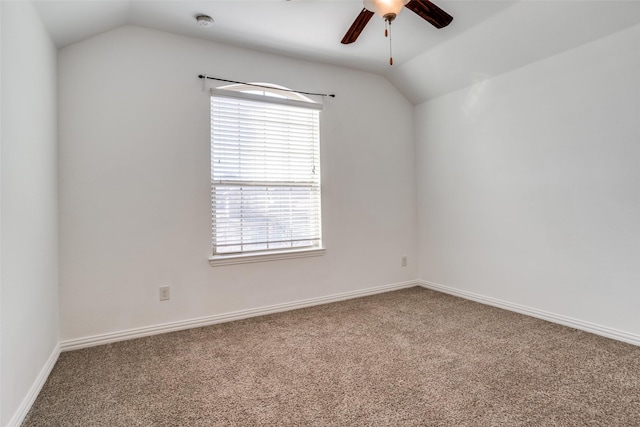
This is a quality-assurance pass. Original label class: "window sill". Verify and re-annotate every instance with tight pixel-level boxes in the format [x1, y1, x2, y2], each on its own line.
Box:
[209, 247, 325, 267]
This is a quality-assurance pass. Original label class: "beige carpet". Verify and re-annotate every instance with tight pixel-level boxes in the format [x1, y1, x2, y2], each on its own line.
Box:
[23, 287, 640, 426]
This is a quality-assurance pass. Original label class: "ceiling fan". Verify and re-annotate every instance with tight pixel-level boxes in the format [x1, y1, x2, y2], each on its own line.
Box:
[341, 0, 453, 63]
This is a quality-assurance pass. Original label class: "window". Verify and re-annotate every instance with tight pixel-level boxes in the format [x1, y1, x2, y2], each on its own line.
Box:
[209, 84, 323, 265]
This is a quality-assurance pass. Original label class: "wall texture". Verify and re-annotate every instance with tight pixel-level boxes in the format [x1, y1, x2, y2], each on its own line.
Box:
[1, 2, 59, 425]
[416, 24, 640, 337]
[58, 25, 417, 342]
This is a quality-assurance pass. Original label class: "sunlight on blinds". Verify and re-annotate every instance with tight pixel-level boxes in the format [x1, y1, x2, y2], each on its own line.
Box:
[211, 90, 322, 255]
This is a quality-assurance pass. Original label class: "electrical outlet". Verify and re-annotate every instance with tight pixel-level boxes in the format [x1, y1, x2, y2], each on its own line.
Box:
[401, 256, 407, 267]
[159, 286, 170, 301]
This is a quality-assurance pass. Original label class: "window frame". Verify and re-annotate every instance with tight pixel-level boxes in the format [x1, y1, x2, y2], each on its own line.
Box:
[208, 84, 325, 266]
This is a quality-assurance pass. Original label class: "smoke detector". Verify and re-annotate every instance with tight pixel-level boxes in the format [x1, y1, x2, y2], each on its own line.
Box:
[196, 15, 214, 27]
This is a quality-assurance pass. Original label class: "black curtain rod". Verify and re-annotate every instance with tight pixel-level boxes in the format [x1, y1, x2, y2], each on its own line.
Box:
[198, 75, 335, 98]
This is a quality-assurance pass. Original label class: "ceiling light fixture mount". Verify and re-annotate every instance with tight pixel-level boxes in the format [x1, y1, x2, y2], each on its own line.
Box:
[196, 14, 214, 28]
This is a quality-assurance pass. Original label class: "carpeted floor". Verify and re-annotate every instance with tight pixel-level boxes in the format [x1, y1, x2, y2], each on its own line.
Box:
[23, 287, 640, 426]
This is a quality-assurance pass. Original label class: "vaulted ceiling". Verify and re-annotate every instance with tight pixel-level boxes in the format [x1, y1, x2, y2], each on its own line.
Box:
[34, 0, 640, 104]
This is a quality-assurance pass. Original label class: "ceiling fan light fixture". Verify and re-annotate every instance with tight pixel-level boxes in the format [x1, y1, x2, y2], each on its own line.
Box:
[364, 0, 409, 21]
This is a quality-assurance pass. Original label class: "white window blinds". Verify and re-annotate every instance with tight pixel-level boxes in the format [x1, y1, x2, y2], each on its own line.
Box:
[210, 88, 322, 256]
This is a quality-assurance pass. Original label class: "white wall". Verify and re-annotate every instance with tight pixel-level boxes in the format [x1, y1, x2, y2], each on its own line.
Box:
[416, 24, 640, 336]
[58, 25, 417, 342]
[0, 1, 59, 426]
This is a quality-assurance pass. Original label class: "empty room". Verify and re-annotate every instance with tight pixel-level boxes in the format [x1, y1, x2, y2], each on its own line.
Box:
[1, 0, 639, 425]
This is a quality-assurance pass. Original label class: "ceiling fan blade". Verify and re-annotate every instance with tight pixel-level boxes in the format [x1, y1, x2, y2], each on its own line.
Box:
[405, 0, 453, 29]
[341, 8, 375, 44]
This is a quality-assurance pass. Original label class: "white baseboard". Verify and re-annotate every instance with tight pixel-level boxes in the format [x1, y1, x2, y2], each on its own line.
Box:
[418, 280, 640, 347]
[60, 280, 419, 352]
[7, 343, 60, 427]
